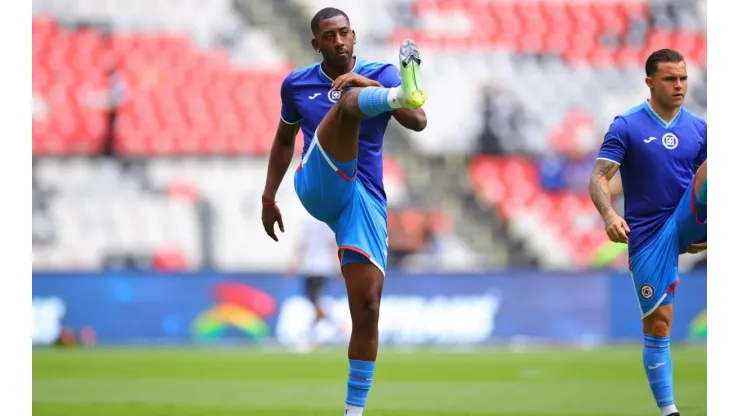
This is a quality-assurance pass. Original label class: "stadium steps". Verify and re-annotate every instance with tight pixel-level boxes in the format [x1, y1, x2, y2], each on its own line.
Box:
[388, 142, 511, 268]
[434, 154, 538, 268]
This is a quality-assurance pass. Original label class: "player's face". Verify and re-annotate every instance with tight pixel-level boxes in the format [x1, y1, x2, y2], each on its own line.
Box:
[646, 61, 688, 109]
[312, 16, 355, 68]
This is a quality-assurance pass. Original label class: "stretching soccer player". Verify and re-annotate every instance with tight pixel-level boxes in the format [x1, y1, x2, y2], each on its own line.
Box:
[589, 49, 707, 416]
[260, 7, 426, 415]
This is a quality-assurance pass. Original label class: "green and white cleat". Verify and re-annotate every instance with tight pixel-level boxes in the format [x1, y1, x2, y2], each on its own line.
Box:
[398, 39, 426, 109]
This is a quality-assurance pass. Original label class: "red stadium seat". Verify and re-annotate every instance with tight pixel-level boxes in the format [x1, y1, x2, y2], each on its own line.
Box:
[32, 18, 294, 156]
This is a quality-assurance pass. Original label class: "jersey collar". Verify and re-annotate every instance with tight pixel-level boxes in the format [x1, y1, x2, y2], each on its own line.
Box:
[642, 99, 683, 129]
[318, 57, 359, 84]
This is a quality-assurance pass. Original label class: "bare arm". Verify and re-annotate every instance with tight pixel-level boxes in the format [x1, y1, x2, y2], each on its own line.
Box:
[262, 120, 300, 201]
[588, 159, 620, 219]
[392, 108, 427, 132]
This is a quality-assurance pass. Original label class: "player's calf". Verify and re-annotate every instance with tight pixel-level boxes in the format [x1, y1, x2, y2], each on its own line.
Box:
[642, 304, 679, 416]
[343, 261, 384, 416]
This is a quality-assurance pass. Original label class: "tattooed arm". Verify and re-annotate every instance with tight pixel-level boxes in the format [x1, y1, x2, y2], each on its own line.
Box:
[588, 159, 620, 219]
[589, 159, 630, 243]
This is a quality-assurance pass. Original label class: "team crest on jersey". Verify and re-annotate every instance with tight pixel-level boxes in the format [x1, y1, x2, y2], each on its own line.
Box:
[640, 284, 655, 299]
[662, 133, 678, 150]
[328, 90, 342, 103]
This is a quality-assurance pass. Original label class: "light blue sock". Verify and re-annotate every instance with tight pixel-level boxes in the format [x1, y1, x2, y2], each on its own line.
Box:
[346, 359, 375, 408]
[698, 177, 707, 204]
[643, 335, 675, 408]
[358, 87, 393, 117]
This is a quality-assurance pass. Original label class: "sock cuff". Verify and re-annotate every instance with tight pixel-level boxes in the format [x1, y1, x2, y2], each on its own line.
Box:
[349, 359, 376, 373]
[644, 334, 670, 347]
[358, 87, 390, 117]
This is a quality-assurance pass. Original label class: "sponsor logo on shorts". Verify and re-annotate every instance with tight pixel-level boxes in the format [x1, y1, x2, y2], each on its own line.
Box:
[640, 284, 655, 299]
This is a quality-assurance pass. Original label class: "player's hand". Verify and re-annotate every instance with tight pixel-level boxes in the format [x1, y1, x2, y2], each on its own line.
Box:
[685, 241, 707, 253]
[261, 202, 284, 242]
[604, 211, 630, 244]
[331, 73, 382, 91]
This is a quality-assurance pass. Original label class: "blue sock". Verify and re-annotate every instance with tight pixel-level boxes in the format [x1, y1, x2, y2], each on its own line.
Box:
[346, 359, 375, 408]
[698, 177, 707, 204]
[643, 335, 675, 408]
[358, 87, 393, 117]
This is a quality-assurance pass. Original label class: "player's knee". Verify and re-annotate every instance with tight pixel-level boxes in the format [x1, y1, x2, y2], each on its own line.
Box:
[351, 296, 381, 330]
[643, 311, 671, 337]
[698, 159, 707, 176]
[337, 88, 362, 112]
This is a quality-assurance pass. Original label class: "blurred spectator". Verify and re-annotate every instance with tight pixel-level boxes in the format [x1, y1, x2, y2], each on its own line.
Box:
[292, 215, 340, 347]
[476, 84, 505, 155]
[387, 209, 433, 267]
[82, 66, 127, 157]
[102, 67, 127, 157]
[475, 82, 529, 155]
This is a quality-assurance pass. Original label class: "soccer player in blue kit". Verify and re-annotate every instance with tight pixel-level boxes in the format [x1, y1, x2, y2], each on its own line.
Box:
[260, 7, 427, 416]
[589, 49, 707, 416]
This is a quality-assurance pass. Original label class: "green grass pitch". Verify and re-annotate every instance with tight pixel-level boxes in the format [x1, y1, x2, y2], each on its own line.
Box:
[33, 345, 706, 415]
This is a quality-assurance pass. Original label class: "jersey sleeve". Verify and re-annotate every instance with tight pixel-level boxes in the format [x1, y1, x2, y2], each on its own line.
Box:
[280, 73, 302, 125]
[597, 116, 628, 165]
[695, 119, 707, 167]
[376, 64, 402, 88]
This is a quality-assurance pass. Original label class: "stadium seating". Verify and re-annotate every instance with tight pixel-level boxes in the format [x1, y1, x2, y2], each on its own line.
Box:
[307, 0, 706, 157]
[32, 158, 203, 270]
[32, 17, 296, 156]
[470, 154, 614, 269]
[32, 155, 450, 271]
[32, 0, 707, 271]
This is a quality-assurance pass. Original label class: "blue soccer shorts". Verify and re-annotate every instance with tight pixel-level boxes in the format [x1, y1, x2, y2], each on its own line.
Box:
[629, 175, 707, 318]
[294, 136, 388, 275]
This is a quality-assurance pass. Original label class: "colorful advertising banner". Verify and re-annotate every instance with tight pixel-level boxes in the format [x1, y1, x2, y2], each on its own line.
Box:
[32, 271, 706, 346]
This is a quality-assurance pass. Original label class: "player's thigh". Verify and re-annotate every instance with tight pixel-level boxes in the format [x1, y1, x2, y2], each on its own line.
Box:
[335, 182, 389, 277]
[343, 262, 384, 326]
[642, 304, 673, 336]
[294, 138, 357, 225]
[315, 88, 362, 162]
[630, 221, 681, 319]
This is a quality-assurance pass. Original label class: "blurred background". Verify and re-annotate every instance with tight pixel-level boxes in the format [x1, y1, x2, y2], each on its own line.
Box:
[32, 0, 707, 413]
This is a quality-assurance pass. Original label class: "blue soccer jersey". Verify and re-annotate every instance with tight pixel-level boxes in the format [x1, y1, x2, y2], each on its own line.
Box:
[280, 57, 402, 204]
[597, 100, 707, 258]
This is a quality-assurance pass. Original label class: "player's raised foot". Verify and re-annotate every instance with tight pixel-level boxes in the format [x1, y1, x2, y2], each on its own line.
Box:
[398, 39, 426, 109]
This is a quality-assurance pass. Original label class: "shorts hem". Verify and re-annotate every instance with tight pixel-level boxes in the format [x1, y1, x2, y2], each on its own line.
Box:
[338, 245, 385, 277]
[312, 134, 357, 182]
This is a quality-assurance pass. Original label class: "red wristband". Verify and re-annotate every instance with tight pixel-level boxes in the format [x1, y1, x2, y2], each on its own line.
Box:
[262, 200, 276, 206]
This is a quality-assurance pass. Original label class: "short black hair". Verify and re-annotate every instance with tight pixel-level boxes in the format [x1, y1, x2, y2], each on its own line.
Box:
[645, 49, 685, 77]
[310, 7, 350, 36]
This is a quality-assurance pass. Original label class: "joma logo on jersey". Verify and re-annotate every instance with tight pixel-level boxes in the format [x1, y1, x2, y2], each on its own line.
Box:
[328, 90, 342, 103]
[662, 133, 678, 150]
